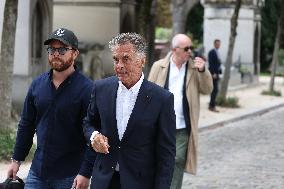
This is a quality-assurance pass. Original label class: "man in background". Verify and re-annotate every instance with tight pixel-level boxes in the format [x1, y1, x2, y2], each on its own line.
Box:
[208, 39, 222, 112]
[148, 34, 213, 189]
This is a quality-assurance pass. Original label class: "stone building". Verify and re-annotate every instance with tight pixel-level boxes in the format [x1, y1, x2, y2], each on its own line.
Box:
[202, 0, 264, 84]
[0, 0, 53, 110]
[0, 0, 136, 111]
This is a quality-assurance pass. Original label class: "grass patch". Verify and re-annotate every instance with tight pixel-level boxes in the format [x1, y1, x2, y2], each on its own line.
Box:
[216, 96, 240, 108]
[261, 90, 282, 96]
[0, 127, 36, 162]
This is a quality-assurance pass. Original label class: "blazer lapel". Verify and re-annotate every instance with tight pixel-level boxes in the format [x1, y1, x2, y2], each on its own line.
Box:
[121, 80, 152, 143]
[108, 78, 120, 143]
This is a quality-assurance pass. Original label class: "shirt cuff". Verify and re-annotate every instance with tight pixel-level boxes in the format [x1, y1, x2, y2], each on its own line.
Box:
[90, 131, 99, 144]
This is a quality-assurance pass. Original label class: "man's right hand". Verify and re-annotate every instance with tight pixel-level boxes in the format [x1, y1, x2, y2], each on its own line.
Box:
[212, 74, 218, 79]
[91, 133, 110, 154]
[7, 161, 20, 180]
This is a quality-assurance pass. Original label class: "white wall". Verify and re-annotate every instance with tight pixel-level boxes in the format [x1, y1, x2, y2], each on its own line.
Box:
[203, 7, 255, 66]
[14, 0, 31, 75]
[0, 0, 5, 48]
[0, 0, 30, 75]
[53, 1, 121, 74]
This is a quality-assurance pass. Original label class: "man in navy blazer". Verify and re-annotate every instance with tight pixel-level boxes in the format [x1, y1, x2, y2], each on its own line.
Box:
[83, 33, 176, 189]
[208, 39, 222, 112]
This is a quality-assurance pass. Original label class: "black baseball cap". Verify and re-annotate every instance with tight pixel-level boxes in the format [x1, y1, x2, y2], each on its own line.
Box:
[44, 28, 78, 49]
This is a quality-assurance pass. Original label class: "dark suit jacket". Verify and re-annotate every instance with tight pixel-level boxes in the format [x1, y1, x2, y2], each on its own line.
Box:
[83, 76, 176, 189]
[208, 49, 222, 75]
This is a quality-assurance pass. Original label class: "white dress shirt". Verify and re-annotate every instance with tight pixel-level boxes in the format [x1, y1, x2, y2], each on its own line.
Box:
[115, 73, 144, 171]
[90, 74, 144, 171]
[116, 73, 144, 140]
[90, 74, 144, 141]
[169, 56, 186, 129]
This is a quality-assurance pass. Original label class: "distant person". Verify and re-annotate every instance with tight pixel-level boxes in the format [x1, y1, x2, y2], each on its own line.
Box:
[148, 34, 213, 189]
[7, 28, 94, 189]
[83, 32, 176, 189]
[208, 39, 222, 112]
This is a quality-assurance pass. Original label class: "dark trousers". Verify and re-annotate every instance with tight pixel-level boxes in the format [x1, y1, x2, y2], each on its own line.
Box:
[209, 78, 219, 108]
[108, 171, 121, 189]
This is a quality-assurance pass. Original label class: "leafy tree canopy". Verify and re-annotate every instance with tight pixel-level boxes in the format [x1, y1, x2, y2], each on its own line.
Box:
[260, 0, 283, 71]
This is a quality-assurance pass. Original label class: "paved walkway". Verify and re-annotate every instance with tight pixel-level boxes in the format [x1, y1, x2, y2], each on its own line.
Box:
[199, 76, 284, 131]
[0, 76, 283, 183]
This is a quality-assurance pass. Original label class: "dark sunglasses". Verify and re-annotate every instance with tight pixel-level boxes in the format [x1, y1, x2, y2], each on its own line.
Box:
[177, 46, 194, 52]
[47, 47, 74, 55]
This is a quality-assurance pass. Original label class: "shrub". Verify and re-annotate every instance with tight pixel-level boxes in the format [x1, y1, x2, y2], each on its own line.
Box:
[0, 127, 36, 162]
[0, 128, 16, 161]
[155, 27, 172, 42]
[216, 96, 240, 108]
[261, 90, 282, 96]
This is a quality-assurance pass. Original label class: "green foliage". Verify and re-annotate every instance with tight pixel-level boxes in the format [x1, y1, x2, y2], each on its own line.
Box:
[157, 0, 171, 27]
[135, 0, 152, 36]
[186, 2, 204, 44]
[0, 128, 16, 160]
[278, 49, 284, 66]
[216, 96, 240, 108]
[261, 90, 282, 96]
[155, 27, 172, 41]
[0, 127, 36, 161]
[261, 0, 282, 71]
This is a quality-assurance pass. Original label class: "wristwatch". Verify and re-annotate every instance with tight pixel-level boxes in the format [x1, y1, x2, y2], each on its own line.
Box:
[10, 158, 22, 165]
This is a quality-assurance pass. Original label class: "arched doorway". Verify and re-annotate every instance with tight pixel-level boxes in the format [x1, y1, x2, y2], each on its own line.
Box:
[121, 12, 135, 33]
[30, 0, 52, 77]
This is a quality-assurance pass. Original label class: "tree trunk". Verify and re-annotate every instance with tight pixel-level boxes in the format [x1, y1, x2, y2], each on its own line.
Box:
[136, 0, 157, 76]
[269, 0, 284, 92]
[218, 0, 242, 99]
[0, 0, 18, 128]
[145, 0, 157, 75]
[171, 0, 199, 35]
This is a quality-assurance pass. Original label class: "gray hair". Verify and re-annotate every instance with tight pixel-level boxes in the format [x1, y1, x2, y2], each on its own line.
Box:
[171, 35, 180, 49]
[171, 34, 190, 49]
[108, 33, 147, 57]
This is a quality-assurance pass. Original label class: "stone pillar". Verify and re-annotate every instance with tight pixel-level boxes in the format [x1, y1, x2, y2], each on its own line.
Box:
[201, 0, 264, 85]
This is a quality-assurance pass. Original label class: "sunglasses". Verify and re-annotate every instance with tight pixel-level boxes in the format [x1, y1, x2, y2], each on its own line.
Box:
[47, 47, 74, 55]
[177, 46, 194, 52]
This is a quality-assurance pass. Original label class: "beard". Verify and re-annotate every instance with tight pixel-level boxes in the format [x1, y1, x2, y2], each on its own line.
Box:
[49, 56, 73, 72]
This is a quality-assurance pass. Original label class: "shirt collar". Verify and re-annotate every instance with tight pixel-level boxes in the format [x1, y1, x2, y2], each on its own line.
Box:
[48, 65, 78, 82]
[118, 73, 144, 95]
[170, 55, 187, 70]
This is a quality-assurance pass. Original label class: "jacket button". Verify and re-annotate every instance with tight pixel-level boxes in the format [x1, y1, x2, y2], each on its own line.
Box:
[118, 146, 121, 149]
[111, 166, 114, 169]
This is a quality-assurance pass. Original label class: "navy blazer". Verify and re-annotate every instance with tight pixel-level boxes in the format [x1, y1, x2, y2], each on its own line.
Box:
[208, 49, 222, 75]
[83, 76, 176, 189]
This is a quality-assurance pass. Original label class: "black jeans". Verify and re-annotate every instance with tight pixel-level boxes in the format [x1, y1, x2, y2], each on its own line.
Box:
[108, 171, 121, 189]
[209, 78, 219, 108]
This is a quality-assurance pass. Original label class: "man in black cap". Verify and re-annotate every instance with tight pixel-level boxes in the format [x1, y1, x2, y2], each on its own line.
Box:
[6, 28, 95, 189]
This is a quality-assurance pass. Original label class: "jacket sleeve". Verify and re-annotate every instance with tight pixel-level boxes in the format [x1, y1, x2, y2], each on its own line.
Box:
[197, 69, 213, 95]
[79, 82, 97, 178]
[83, 82, 101, 145]
[155, 93, 176, 189]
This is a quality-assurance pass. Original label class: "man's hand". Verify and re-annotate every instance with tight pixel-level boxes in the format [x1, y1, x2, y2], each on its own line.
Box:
[193, 57, 205, 72]
[91, 133, 110, 154]
[212, 73, 218, 79]
[72, 175, 90, 189]
[7, 161, 20, 180]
